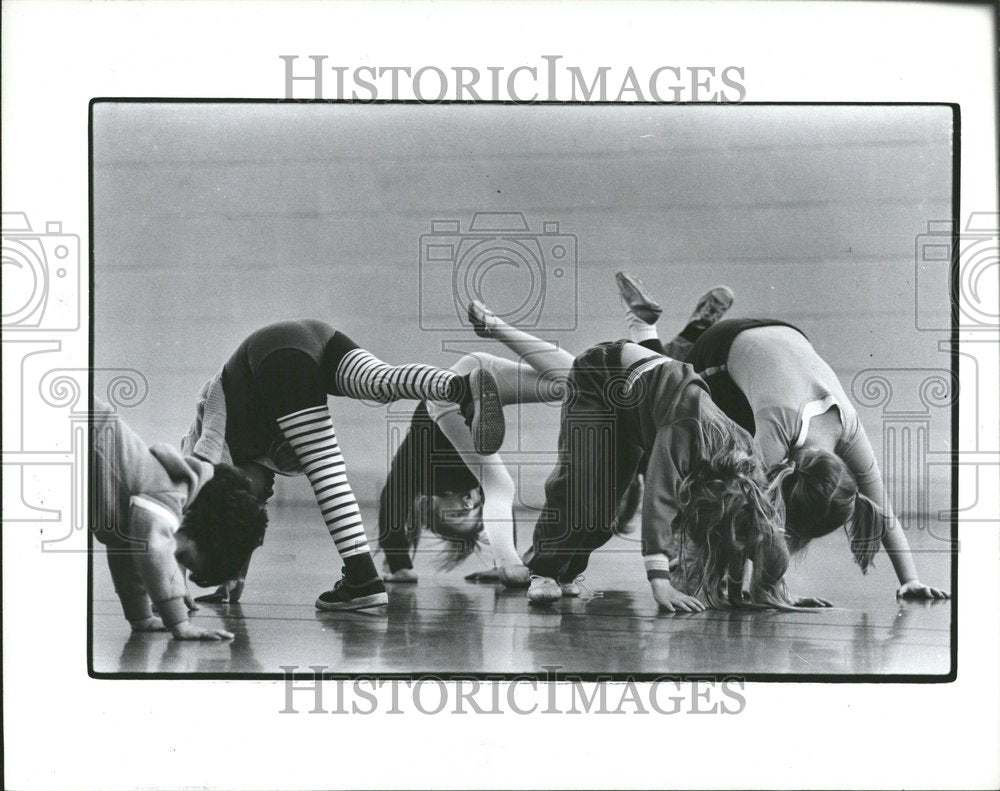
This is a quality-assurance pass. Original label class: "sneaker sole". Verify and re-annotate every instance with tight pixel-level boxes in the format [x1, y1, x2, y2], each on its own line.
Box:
[690, 287, 735, 324]
[615, 272, 662, 323]
[470, 369, 505, 455]
[315, 591, 389, 611]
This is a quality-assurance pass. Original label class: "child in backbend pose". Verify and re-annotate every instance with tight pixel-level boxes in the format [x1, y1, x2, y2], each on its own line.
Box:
[517, 278, 797, 610]
[91, 398, 267, 640]
[377, 284, 737, 590]
[379, 302, 643, 588]
[618, 272, 950, 600]
[377, 331, 568, 587]
[181, 319, 505, 610]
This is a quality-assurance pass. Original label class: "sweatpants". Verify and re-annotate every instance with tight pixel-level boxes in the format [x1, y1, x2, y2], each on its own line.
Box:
[522, 341, 646, 582]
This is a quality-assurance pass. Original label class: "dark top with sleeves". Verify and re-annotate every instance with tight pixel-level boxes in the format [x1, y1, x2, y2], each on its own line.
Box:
[221, 319, 359, 462]
[616, 352, 748, 559]
[378, 401, 480, 572]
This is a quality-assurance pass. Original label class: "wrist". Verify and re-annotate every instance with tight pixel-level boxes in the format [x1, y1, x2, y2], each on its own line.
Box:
[644, 553, 672, 581]
[120, 594, 154, 624]
[155, 596, 189, 628]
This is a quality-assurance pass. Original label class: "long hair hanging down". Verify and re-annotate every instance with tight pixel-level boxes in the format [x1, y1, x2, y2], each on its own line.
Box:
[409, 493, 488, 572]
[670, 417, 798, 611]
[767, 447, 885, 572]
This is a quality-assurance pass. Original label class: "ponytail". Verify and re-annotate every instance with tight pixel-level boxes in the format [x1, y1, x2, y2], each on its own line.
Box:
[409, 493, 488, 571]
[766, 458, 797, 500]
[847, 493, 886, 573]
[766, 457, 799, 541]
[770, 448, 855, 552]
[768, 448, 888, 573]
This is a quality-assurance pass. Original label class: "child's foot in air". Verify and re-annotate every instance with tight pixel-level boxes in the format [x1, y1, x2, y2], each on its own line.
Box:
[316, 569, 389, 611]
[527, 575, 563, 604]
[615, 271, 663, 324]
[454, 367, 505, 455]
[468, 300, 502, 338]
[688, 285, 734, 328]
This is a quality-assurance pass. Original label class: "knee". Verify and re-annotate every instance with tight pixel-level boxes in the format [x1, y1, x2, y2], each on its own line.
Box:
[451, 352, 499, 375]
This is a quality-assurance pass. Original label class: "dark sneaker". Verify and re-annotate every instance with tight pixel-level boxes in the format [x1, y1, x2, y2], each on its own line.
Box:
[615, 271, 663, 324]
[688, 285, 735, 327]
[316, 574, 388, 611]
[457, 368, 505, 455]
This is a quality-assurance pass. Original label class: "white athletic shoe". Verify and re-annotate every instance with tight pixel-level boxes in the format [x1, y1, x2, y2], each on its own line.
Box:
[559, 575, 603, 600]
[527, 575, 563, 604]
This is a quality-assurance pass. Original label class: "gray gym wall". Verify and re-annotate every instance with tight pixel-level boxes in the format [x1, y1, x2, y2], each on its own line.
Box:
[92, 103, 953, 513]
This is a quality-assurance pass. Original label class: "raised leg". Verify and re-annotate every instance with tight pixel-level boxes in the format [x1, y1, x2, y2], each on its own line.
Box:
[467, 301, 575, 383]
[615, 272, 735, 362]
[323, 330, 505, 455]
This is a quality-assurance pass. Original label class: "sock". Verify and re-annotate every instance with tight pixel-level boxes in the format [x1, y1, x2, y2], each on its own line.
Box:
[625, 309, 659, 345]
[275, 406, 373, 578]
[334, 349, 456, 404]
[343, 553, 378, 584]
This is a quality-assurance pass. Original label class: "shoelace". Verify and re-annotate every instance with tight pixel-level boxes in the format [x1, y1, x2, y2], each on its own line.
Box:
[568, 575, 604, 601]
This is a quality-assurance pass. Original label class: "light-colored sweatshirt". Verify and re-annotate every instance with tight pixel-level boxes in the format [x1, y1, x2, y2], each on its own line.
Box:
[92, 399, 214, 626]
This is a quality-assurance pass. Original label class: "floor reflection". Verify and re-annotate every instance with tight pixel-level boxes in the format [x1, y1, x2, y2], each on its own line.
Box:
[93, 504, 953, 676]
